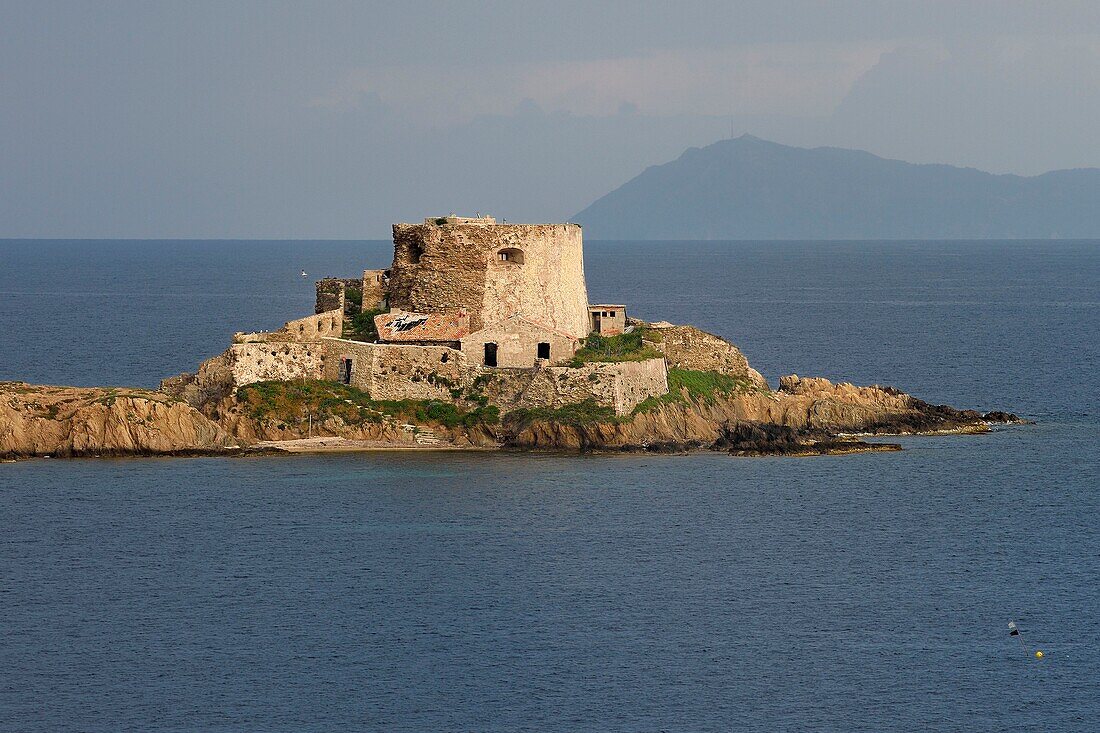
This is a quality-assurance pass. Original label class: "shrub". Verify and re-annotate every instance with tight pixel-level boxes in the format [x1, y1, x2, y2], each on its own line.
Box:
[344, 287, 363, 316]
[235, 380, 499, 429]
[571, 329, 661, 364]
[505, 398, 620, 427]
[345, 308, 383, 342]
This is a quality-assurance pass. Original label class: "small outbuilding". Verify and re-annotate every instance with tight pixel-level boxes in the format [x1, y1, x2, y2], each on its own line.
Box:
[460, 314, 580, 368]
[588, 304, 627, 336]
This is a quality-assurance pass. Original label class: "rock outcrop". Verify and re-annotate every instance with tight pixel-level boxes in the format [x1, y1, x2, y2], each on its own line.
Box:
[644, 324, 769, 389]
[3, 329, 1022, 459]
[713, 421, 901, 457]
[0, 383, 234, 458]
[501, 375, 1010, 452]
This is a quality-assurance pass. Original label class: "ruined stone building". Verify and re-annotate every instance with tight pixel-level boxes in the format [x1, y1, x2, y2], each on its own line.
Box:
[177, 216, 672, 415]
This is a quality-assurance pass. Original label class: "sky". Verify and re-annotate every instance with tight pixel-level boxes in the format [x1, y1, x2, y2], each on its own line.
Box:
[2, 1, 1100, 238]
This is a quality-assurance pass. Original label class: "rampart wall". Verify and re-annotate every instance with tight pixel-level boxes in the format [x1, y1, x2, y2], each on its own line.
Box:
[234, 310, 343, 344]
[321, 339, 468, 401]
[484, 358, 668, 415]
[315, 278, 360, 315]
[227, 342, 325, 386]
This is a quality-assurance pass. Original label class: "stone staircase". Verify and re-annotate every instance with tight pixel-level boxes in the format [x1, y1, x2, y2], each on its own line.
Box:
[401, 424, 447, 447]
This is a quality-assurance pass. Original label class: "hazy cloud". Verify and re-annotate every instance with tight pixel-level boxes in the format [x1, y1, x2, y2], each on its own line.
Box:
[315, 41, 892, 123]
[3, 1, 1100, 237]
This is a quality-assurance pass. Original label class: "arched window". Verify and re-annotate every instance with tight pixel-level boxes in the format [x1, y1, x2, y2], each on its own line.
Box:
[497, 247, 524, 264]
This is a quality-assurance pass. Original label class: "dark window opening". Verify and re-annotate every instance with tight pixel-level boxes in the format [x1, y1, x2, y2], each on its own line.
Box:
[340, 358, 353, 385]
[441, 353, 449, 363]
[537, 342, 551, 360]
[484, 342, 498, 367]
[409, 242, 423, 264]
[496, 247, 524, 264]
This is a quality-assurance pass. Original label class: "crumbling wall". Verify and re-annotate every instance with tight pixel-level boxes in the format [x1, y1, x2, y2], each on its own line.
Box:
[648, 325, 769, 389]
[234, 310, 343, 343]
[161, 342, 325, 409]
[315, 278, 360, 315]
[388, 222, 590, 337]
[387, 224, 490, 328]
[321, 339, 468, 401]
[227, 343, 324, 385]
[362, 270, 387, 311]
[483, 358, 668, 415]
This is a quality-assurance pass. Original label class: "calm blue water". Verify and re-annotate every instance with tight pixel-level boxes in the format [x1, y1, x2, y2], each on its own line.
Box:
[1, 240, 1098, 732]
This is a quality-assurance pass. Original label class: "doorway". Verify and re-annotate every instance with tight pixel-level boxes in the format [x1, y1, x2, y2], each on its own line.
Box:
[537, 342, 550, 360]
[340, 358, 353, 384]
[484, 342, 498, 367]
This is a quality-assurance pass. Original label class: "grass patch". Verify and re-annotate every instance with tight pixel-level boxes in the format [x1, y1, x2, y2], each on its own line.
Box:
[570, 329, 662, 365]
[236, 380, 499, 429]
[505, 398, 622, 428]
[633, 369, 759, 413]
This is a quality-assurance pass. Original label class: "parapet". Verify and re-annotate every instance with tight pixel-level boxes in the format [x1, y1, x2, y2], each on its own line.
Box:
[423, 214, 497, 225]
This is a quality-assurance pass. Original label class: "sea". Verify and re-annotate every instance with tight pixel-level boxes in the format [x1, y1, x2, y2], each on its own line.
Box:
[1, 239, 1098, 732]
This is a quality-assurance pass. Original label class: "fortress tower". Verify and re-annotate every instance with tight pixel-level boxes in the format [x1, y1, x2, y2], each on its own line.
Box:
[386, 218, 591, 338]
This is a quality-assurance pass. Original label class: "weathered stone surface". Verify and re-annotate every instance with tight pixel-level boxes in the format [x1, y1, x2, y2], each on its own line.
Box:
[362, 269, 387, 310]
[322, 339, 468, 401]
[460, 315, 578, 367]
[162, 342, 325, 409]
[714, 420, 901, 457]
[234, 309, 343, 344]
[388, 222, 590, 337]
[315, 278, 355, 314]
[0, 383, 233, 457]
[485, 358, 668, 415]
[647, 324, 769, 389]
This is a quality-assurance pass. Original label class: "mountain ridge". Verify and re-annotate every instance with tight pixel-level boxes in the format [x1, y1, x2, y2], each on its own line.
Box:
[573, 136, 1100, 240]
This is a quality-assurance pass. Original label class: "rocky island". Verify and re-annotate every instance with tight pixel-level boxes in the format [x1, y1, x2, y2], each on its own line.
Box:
[1, 216, 1021, 460]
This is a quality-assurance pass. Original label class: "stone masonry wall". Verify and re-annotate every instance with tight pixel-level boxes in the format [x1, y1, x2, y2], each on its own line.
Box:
[388, 223, 590, 337]
[227, 342, 325, 386]
[483, 358, 668, 415]
[315, 278, 360, 315]
[234, 310, 343, 344]
[362, 270, 387, 311]
[460, 317, 578, 367]
[318, 339, 664, 414]
[322, 339, 468, 401]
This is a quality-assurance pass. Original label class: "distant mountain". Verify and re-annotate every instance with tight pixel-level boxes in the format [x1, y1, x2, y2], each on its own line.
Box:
[573, 135, 1100, 239]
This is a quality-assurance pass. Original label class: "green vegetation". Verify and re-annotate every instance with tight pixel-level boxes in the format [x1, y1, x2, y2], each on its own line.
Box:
[505, 398, 621, 427]
[633, 368, 759, 413]
[236, 380, 499, 429]
[344, 308, 383, 342]
[343, 286, 362, 316]
[570, 329, 661, 365]
[505, 367, 762, 427]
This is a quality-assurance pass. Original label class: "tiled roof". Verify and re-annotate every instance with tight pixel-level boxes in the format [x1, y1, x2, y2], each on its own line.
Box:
[375, 310, 470, 342]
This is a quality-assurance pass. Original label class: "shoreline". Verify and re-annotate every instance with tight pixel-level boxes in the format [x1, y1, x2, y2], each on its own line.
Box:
[1, 422, 1020, 462]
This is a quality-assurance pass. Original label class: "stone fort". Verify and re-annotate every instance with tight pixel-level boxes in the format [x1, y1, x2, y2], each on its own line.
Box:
[173, 216, 670, 415]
